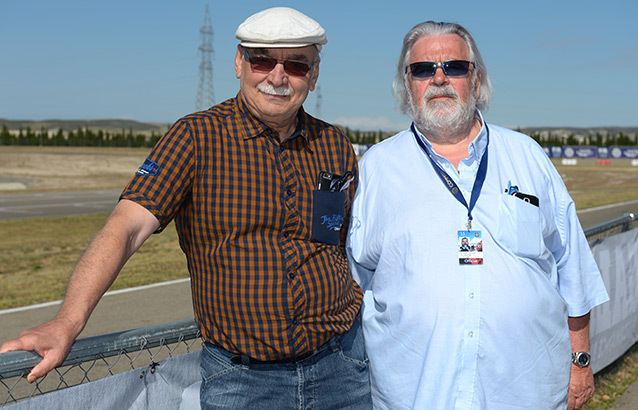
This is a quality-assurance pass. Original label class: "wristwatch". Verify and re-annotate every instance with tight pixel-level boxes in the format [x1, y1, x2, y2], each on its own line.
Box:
[572, 352, 591, 368]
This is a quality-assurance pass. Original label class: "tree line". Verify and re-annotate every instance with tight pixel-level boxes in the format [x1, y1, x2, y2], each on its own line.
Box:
[1, 124, 636, 147]
[525, 130, 638, 147]
[0, 125, 163, 148]
[345, 128, 638, 147]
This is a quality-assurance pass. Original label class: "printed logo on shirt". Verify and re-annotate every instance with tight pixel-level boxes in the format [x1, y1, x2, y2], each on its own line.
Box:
[136, 158, 160, 176]
[321, 214, 344, 231]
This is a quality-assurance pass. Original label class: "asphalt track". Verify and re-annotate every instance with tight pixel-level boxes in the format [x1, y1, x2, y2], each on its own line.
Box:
[0, 189, 122, 220]
[0, 191, 637, 409]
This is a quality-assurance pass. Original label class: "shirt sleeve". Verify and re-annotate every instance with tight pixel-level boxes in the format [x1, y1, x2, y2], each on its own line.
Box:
[120, 119, 196, 231]
[549, 164, 610, 316]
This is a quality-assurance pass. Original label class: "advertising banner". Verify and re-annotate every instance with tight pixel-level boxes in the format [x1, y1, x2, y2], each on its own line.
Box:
[563, 146, 597, 158]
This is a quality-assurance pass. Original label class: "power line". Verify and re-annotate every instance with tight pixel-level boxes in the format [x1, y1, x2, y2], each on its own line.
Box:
[195, 4, 214, 111]
[315, 84, 322, 119]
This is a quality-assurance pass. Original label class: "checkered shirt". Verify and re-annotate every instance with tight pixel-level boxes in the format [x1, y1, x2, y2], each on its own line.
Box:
[121, 93, 362, 360]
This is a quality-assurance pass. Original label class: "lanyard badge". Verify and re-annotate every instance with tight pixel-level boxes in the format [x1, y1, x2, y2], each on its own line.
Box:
[458, 230, 483, 265]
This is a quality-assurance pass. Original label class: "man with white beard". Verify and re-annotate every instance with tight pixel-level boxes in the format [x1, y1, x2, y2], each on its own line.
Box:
[347, 21, 608, 410]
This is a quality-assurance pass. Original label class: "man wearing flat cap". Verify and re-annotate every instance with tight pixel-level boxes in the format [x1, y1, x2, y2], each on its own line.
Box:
[0, 7, 371, 409]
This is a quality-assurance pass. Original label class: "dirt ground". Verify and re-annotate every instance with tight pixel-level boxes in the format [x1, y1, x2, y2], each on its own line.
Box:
[1, 146, 637, 197]
[0, 146, 151, 191]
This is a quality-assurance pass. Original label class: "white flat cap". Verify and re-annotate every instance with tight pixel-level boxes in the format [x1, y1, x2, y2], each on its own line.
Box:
[236, 7, 327, 50]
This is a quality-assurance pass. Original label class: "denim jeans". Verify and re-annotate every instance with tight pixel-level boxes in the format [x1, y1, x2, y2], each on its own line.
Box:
[199, 319, 372, 409]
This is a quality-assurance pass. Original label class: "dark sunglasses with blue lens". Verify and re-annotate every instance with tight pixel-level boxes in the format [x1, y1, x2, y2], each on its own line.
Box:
[407, 60, 475, 78]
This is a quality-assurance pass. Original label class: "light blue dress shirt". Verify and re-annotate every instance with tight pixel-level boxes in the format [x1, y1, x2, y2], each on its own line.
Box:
[347, 114, 609, 409]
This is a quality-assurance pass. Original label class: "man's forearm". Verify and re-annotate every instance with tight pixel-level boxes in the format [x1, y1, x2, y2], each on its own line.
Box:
[55, 199, 160, 336]
[0, 200, 160, 383]
[568, 313, 591, 352]
[568, 312, 594, 410]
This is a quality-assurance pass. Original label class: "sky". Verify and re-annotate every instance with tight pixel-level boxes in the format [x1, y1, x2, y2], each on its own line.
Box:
[1, 0, 637, 132]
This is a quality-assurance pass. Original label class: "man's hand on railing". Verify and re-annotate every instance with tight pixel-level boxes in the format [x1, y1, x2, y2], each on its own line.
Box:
[0, 200, 161, 384]
[0, 316, 78, 383]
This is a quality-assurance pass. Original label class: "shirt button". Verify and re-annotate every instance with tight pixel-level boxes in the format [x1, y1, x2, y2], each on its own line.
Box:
[288, 273, 295, 280]
[286, 189, 292, 196]
[283, 232, 289, 238]
[469, 293, 475, 299]
[469, 331, 474, 338]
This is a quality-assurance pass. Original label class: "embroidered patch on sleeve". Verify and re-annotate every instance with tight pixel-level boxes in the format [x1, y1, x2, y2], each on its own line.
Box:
[135, 158, 160, 176]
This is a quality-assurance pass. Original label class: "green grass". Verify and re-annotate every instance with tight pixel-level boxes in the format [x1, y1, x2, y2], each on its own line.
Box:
[584, 344, 638, 409]
[0, 214, 188, 310]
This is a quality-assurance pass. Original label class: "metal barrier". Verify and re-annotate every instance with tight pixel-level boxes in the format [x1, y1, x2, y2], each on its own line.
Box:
[0, 320, 200, 406]
[584, 212, 636, 242]
[0, 211, 636, 406]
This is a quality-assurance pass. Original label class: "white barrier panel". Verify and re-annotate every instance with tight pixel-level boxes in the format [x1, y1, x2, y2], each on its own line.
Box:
[5, 351, 202, 410]
[590, 227, 638, 373]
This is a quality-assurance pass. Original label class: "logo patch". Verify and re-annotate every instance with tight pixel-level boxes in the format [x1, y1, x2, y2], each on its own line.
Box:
[321, 214, 344, 231]
[136, 158, 160, 176]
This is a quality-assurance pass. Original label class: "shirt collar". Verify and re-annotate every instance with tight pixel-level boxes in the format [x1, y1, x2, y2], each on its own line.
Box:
[412, 110, 488, 164]
[470, 110, 488, 163]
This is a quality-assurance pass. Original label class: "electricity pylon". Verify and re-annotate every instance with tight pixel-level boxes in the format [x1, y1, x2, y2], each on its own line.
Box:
[195, 4, 214, 110]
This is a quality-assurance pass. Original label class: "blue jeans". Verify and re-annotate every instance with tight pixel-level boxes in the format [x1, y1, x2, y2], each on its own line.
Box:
[199, 319, 372, 409]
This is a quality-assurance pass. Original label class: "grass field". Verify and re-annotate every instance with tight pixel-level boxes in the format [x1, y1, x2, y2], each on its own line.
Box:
[0, 214, 188, 310]
[1, 146, 637, 409]
[554, 158, 638, 210]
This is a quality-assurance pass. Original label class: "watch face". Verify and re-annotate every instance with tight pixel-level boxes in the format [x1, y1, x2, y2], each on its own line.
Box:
[574, 352, 591, 367]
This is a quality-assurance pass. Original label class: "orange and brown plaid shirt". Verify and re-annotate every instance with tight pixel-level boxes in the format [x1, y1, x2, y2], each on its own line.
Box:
[121, 93, 362, 360]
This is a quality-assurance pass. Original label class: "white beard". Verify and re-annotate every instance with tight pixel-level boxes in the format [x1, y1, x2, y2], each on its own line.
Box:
[409, 78, 478, 144]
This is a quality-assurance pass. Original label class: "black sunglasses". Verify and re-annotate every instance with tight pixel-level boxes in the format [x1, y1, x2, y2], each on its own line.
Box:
[241, 48, 315, 77]
[407, 60, 475, 78]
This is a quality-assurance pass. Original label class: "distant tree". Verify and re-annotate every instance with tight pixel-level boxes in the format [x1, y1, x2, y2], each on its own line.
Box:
[617, 131, 631, 146]
[39, 127, 47, 146]
[149, 131, 162, 147]
[53, 128, 64, 146]
[0, 124, 10, 145]
[528, 131, 541, 145]
[566, 133, 578, 146]
[344, 127, 353, 143]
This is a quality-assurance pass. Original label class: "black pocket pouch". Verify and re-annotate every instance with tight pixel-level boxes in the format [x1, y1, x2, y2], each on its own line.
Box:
[311, 190, 346, 245]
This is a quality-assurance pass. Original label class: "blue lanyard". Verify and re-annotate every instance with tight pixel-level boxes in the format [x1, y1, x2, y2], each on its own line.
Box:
[411, 123, 489, 230]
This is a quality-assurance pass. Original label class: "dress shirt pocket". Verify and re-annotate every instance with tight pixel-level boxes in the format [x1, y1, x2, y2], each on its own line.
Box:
[496, 193, 543, 258]
[311, 190, 346, 246]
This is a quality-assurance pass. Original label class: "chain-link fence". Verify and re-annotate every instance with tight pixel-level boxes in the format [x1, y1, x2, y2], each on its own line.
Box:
[0, 319, 200, 406]
[0, 212, 635, 407]
[584, 212, 637, 242]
